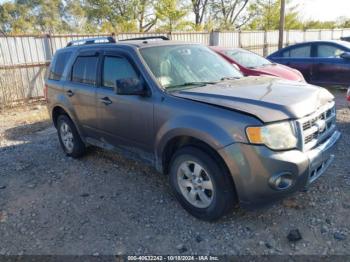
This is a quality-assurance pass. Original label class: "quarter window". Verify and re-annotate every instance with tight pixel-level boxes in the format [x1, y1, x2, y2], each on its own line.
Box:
[282, 45, 311, 58]
[317, 44, 344, 58]
[48, 51, 72, 80]
[103, 56, 138, 89]
[71, 56, 98, 85]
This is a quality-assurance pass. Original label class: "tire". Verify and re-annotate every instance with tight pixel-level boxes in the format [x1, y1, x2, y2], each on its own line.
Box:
[57, 114, 86, 158]
[169, 146, 237, 221]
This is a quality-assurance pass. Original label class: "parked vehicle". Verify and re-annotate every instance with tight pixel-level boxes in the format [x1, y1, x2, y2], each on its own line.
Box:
[341, 36, 350, 42]
[210, 46, 305, 82]
[45, 37, 340, 220]
[267, 40, 350, 87]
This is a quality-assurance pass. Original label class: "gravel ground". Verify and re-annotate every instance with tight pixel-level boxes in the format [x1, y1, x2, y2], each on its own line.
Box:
[0, 90, 349, 256]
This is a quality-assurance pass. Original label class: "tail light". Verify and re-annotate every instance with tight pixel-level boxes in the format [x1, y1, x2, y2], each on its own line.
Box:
[347, 88, 350, 101]
[44, 84, 48, 101]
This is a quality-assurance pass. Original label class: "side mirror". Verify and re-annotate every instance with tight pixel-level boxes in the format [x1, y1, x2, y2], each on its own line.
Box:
[115, 78, 149, 96]
[340, 52, 350, 60]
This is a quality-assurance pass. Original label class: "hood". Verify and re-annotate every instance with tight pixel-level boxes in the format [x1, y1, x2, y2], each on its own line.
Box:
[171, 77, 334, 123]
[253, 64, 303, 81]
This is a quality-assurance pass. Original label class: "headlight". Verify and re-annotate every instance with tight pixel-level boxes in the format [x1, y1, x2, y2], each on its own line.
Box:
[246, 121, 298, 150]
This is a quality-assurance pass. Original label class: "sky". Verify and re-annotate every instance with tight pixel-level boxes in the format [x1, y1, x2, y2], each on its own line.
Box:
[292, 0, 350, 21]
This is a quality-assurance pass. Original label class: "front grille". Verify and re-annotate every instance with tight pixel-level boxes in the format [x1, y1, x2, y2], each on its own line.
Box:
[296, 102, 336, 151]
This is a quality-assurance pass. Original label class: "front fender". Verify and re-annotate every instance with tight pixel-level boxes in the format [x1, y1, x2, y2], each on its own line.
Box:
[155, 115, 240, 171]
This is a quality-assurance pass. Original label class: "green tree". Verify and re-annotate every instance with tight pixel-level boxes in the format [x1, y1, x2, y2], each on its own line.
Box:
[133, 0, 157, 32]
[17, 0, 69, 33]
[191, 0, 209, 30]
[303, 20, 337, 30]
[246, 0, 302, 30]
[84, 0, 137, 32]
[155, 0, 189, 32]
[210, 0, 250, 30]
[64, 0, 90, 32]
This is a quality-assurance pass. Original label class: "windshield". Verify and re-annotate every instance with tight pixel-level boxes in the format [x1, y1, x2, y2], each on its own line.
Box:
[140, 45, 242, 89]
[224, 49, 271, 68]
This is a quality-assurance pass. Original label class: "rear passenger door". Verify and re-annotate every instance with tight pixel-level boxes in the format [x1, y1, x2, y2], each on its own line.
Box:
[96, 50, 154, 154]
[66, 51, 100, 137]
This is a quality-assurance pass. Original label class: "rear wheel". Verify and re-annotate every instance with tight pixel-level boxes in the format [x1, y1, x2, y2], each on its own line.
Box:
[169, 147, 237, 221]
[57, 114, 86, 158]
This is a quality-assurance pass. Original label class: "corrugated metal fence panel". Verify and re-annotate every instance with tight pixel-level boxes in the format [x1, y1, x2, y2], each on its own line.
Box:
[171, 32, 210, 45]
[287, 30, 304, 45]
[320, 30, 333, 40]
[342, 29, 350, 37]
[241, 31, 265, 56]
[333, 29, 343, 39]
[0, 36, 48, 65]
[50, 33, 112, 52]
[216, 32, 240, 48]
[266, 31, 279, 55]
[305, 30, 321, 41]
[0, 65, 46, 105]
[116, 33, 167, 40]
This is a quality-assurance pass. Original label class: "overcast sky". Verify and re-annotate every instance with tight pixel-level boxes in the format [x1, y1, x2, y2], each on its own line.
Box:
[292, 0, 350, 21]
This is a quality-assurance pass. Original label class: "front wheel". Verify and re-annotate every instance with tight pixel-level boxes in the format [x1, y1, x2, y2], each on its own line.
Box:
[169, 147, 237, 221]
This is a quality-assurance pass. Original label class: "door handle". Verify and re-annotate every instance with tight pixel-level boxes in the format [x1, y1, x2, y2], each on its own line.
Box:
[66, 90, 74, 97]
[100, 97, 112, 105]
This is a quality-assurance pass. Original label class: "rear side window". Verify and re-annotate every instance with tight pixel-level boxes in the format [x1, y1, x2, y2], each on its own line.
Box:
[71, 56, 99, 85]
[102, 56, 138, 89]
[282, 45, 311, 58]
[48, 51, 72, 80]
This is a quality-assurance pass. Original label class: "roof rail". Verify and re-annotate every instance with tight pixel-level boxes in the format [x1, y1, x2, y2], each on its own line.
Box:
[119, 36, 169, 41]
[66, 36, 116, 47]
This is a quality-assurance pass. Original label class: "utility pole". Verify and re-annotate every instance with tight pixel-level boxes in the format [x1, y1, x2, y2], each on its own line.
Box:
[278, 0, 285, 50]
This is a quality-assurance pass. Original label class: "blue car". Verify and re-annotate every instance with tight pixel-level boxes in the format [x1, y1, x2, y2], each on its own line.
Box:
[267, 40, 350, 87]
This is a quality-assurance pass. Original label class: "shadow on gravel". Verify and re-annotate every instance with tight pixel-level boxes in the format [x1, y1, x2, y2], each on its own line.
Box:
[3, 120, 51, 141]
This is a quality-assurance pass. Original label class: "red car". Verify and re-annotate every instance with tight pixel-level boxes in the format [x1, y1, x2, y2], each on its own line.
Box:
[210, 46, 305, 82]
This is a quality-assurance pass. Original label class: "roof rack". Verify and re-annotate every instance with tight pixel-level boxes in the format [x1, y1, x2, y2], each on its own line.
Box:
[119, 36, 169, 41]
[66, 36, 116, 47]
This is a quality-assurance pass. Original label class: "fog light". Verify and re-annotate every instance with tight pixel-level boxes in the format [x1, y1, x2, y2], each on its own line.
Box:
[269, 172, 294, 190]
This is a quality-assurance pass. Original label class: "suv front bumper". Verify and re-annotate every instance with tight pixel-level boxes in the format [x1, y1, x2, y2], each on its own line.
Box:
[218, 130, 341, 208]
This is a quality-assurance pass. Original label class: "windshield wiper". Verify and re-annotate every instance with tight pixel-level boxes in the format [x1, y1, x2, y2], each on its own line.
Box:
[220, 76, 241, 81]
[166, 81, 217, 91]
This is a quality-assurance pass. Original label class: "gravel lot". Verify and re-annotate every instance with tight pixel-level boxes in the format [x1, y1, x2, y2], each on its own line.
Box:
[0, 89, 349, 256]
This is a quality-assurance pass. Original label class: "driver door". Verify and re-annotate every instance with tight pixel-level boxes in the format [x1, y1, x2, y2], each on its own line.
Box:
[96, 50, 154, 153]
[312, 43, 350, 86]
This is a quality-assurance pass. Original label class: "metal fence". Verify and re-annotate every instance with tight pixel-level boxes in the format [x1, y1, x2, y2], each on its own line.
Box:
[1, 28, 350, 107]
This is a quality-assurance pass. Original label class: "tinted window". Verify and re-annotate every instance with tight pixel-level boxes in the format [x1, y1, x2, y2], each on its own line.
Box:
[48, 51, 72, 80]
[103, 56, 138, 89]
[71, 56, 98, 85]
[282, 45, 311, 58]
[317, 44, 344, 58]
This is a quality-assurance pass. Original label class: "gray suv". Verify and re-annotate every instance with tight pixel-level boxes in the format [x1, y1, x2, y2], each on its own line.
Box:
[45, 36, 341, 220]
